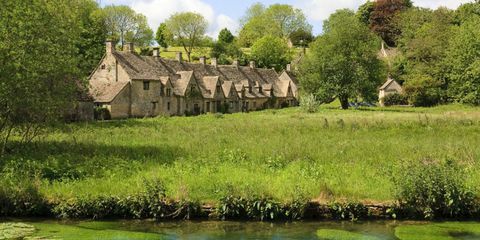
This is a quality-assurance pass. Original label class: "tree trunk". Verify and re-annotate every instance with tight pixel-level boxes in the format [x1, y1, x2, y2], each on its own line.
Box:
[187, 52, 191, 62]
[339, 95, 349, 110]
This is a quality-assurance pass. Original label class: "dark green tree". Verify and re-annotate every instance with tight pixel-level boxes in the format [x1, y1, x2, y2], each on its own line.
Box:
[299, 10, 384, 109]
[155, 23, 169, 49]
[218, 28, 235, 43]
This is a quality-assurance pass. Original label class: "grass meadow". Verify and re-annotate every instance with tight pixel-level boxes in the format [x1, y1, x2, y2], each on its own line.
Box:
[2, 104, 479, 206]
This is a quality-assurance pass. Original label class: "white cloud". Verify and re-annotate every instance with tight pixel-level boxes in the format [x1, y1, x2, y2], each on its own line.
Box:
[411, 0, 472, 9]
[298, 0, 363, 22]
[212, 14, 239, 38]
[131, 0, 215, 35]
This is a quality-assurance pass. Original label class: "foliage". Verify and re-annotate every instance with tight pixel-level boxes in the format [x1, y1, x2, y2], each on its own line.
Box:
[155, 23, 169, 49]
[403, 74, 443, 107]
[382, 93, 408, 106]
[0, 0, 85, 156]
[210, 40, 243, 65]
[165, 12, 208, 62]
[238, 4, 312, 47]
[299, 10, 384, 109]
[369, 0, 412, 46]
[94, 107, 111, 120]
[218, 28, 234, 44]
[329, 202, 369, 221]
[101, 5, 153, 48]
[0, 176, 49, 217]
[250, 35, 292, 71]
[393, 158, 478, 219]
[300, 94, 320, 113]
[357, 1, 375, 25]
[289, 29, 314, 47]
[445, 16, 480, 105]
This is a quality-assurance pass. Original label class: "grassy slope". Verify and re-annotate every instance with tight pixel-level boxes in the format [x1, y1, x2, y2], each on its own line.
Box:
[4, 105, 480, 204]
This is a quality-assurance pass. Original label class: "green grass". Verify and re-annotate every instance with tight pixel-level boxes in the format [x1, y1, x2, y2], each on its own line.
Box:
[2, 104, 480, 205]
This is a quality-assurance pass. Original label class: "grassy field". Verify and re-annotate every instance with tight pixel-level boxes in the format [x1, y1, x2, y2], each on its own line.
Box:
[2, 105, 480, 206]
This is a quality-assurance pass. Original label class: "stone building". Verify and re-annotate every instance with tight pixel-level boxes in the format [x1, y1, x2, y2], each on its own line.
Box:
[379, 78, 403, 106]
[89, 41, 299, 118]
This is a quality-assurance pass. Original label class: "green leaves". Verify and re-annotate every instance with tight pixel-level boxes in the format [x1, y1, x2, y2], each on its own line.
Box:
[251, 35, 292, 71]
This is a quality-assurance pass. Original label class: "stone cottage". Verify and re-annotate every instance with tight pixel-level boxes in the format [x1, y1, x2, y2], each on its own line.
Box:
[379, 78, 403, 106]
[89, 41, 299, 118]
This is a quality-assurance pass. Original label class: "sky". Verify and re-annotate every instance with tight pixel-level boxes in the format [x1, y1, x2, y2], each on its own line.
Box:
[99, 0, 473, 38]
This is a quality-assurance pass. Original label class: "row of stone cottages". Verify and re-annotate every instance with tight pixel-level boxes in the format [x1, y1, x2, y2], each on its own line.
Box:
[88, 41, 299, 119]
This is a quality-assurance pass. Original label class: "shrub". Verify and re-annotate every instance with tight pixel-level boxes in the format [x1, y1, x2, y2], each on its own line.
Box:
[383, 93, 408, 106]
[300, 94, 320, 113]
[329, 202, 368, 221]
[0, 177, 50, 217]
[94, 107, 111, 120]
[393, 158, 478, 219]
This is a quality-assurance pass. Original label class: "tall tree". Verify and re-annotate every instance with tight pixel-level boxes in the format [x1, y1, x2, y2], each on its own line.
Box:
[238, 4, 312, 47]
[299, 10, 384, 109]
[251, 35, 292, 71]
[0, 0, 83, 155]
[369, 0, 412, 46]
[218, 28, 235, 43]
[165, 12, 208, 62]
[356, 1, 375, 25]
[155, 23, 169, 49]
[240, 2, 266, 26]
[101, 5, 153, 48]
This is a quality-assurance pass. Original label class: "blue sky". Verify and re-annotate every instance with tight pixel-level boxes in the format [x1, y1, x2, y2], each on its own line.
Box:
[99, 0, 473, 38]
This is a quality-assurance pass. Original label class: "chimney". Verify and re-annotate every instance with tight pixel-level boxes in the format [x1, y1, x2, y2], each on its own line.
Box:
[199, 56, 206, 65]
[232, 60, 239, 67]
[286, 64, 292, 72]
[106, 40, 115, 54]
[124, 42, 134, 53]
[249, 61, 256, 69]
[211, 58, 217, 67]
[152, 47, 160, 58]
[176, 52, 183, 62]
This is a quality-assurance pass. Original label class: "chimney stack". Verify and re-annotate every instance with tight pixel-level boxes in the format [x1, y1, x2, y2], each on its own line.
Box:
[211, 58, 217, 68]
[152, 47, 160, 58]
[106, 40, 115, 54]
[199, 56, 206, 64]
[124, 42, 134, 53]
[176, 52, 183, 62]
[249, 61, 256, 69]
[286, 64, 292, 72]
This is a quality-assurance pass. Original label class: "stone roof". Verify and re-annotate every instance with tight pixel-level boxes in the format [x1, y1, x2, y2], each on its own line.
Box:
[173, 71, 194, 96]
[202, 76, 220, 99]
[380, 78, 397, 90]
[90, 81, 129, 103]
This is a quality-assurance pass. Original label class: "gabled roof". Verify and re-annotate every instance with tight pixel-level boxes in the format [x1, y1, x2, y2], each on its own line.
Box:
[380, 78, 399, 90]
[90, 81, 129, 103]
[173, 71, 194, 96]
[202, 76, 221, 99]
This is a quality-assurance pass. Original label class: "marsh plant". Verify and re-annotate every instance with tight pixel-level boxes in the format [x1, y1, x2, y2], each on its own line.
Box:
[393, 158, 478, 219]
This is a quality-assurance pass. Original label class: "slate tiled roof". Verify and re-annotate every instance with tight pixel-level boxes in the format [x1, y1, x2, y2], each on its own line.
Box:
[90, 81, 129, 103]
[380, 78, 396, 90]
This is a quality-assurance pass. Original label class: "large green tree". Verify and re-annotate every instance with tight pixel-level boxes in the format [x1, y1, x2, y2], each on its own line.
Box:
[238, 4, 312, 47]
[299, 10, 384, 109]
[101, 5, 153, 48]
[155, 23, 169, 49]
[251, 35, 292, 71]
[165, 12, 208, 62]
[0, 0, 87, 155]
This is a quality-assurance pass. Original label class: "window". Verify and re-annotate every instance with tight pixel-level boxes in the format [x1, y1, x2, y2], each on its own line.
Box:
[230, 101, 233, 107]
[160, 85, 165, 96]
[101, 64, 106, 70]
[216, 85, 221, 93]
[167, 102, 170, 111]
[249, 86, 252, 93]
[191, 85, 195, 92]
[166, 88, 172, 97]
[206, 102, 210, 112]
[259, 86, 263, 93]
[253, 101, 257, 109]
[152, 102, 157, 110]
[143, 81, 150, 90]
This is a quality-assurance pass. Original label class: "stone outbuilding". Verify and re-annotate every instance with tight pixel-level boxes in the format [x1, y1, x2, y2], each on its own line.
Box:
[379, 78, 403, 106]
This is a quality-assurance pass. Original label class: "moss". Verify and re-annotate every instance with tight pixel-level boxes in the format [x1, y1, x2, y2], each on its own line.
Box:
[316, 229, 381, 240]
[395, 222, 480, 240]
[0, 223, 35, 239]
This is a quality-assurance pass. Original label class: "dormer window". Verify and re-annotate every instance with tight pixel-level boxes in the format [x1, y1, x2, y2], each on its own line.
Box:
[166, 88, 172, 97]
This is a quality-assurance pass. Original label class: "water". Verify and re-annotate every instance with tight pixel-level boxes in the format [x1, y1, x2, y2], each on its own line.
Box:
[1, 219, 480, 239]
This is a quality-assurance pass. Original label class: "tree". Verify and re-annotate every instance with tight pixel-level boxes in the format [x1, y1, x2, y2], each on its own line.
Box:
[357, 1, 375, 25]
[289, 29, 314, 47]
[370, 0, 413, 46]
[155, 23, 169, 49]
[101, 5, 153, 48]
[238, 4, 312, 47]
[251, 35, 292, 71]
[165, 12, 208, 62]
[218, 28, 234, 43]
[454, 1, 480, 24]
[445, 16, 480, 105]
[240, 2, 266, 26]
[0, 0, 84, 155]
[299, 10, 384, 110]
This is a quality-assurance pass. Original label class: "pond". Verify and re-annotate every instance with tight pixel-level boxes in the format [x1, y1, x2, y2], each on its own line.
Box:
[1, 219, 480, 240]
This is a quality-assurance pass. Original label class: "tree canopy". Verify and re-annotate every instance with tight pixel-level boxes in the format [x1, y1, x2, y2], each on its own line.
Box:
[251, 35, 292, 71]
[101, 5, 153, 48]
[369, 0, 412, 46]
[165, 12, 208, 62]
[299, 10, 384, 109]
[155, 23, 170, 49]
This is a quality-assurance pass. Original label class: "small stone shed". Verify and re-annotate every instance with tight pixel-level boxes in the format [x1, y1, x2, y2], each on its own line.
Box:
[379, 78, 403, 106]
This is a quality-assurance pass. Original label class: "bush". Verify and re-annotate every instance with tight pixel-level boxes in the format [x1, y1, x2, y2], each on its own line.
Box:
[383, 93, 408, 106]
[300, 94, 320, 113]
[329, 202, 368, 221]
[94, 107, 111, 120]
[0, 177, 50, 217]
[393, 158, 478, 219]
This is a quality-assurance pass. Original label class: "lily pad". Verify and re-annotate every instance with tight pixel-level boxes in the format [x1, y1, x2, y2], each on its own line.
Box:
[0, 223, 36, 240]
[316, 229, 381, 240]
[395, 222, 480, 240]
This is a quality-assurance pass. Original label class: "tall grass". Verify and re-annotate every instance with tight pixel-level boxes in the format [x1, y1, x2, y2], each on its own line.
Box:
[1, 105, 479, 206]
